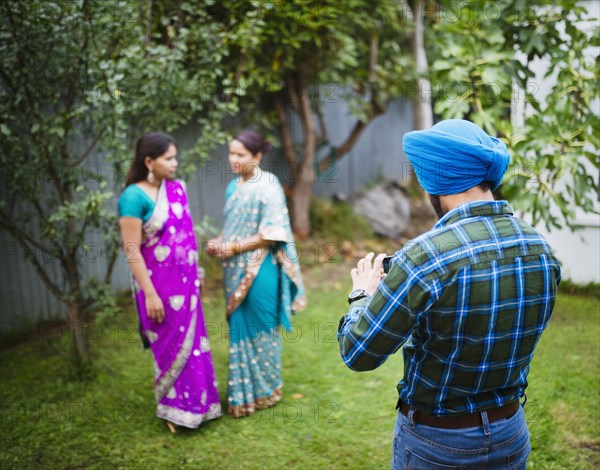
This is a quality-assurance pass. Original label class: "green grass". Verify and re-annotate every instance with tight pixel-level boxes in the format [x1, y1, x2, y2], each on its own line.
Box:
[1, 261, 598, 469]
[310, 197, 374, 245]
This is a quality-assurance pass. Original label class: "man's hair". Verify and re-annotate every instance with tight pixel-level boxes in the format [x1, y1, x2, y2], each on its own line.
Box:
[478, 181, 492, 191]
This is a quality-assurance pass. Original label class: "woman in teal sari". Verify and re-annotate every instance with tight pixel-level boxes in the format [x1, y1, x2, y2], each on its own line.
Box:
[207, 130, 306, 417]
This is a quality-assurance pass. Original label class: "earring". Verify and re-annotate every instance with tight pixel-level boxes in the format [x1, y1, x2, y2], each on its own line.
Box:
[147, 168, 154, 183]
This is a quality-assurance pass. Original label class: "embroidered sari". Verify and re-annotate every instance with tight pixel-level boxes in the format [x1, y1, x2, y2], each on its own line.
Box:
[132, 179, 221, 428]
[221, 170, 306, 417]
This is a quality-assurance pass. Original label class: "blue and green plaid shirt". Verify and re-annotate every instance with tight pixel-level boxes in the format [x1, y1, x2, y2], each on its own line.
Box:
[338, 201, 561, 416]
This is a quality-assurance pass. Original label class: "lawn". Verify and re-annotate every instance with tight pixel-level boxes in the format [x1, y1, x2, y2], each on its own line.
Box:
[1, 261, 598, 469]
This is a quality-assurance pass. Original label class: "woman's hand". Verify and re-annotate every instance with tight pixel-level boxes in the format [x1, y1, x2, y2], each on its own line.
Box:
[145, 291, 165, 323]
[198, 277, 205, 296]
[219, 242, 240, 259]
[350, 252, 387, 296]
[206, 238, 222, 257]
[207, 241, 240, 259]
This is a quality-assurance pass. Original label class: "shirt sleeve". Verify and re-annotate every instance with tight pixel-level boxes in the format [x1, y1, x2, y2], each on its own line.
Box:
[118, 186, 146, 220]
[258, 179, 290, 243]
[337, 255, 432, 371]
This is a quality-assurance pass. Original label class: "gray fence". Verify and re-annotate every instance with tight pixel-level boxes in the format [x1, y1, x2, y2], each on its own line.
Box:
[0, 98, 412, 328]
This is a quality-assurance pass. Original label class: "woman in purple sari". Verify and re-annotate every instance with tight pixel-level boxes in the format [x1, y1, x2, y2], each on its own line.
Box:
[118, 133, 221, 432]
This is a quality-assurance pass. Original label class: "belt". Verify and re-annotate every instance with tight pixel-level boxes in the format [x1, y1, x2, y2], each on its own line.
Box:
[398, 400, 520, 429]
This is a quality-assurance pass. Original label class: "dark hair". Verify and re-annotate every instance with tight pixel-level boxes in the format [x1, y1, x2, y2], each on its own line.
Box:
[124, 132, 176, 187]
[234, 130, 271, 156]
[478, 181, 492, 191]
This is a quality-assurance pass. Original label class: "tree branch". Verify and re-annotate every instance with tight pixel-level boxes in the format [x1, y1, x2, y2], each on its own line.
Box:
[335, 121, 369, 158]
[369, 30, 378, 85]
[0, 66, 17, 95]
[0, 209, 57, 257]
[368, 30, 384, 115]
[4, 3, 69, 203]
[314, 97, 328, 144]
[0, 210, 64, 301]
[285, 70, 302, 116]
[297, 67, 316, 176]
[408, 0, 433, 130]
[103, 244, 118, 285]
[318, 32, 385, 172]
[146, 0, 153, 45]
[69, 128, 106, 166]
[31, 199, 50, 225]
[224, 51, 248, 103]
[274, 92, 299, 182]
[5, 5, 38, 114]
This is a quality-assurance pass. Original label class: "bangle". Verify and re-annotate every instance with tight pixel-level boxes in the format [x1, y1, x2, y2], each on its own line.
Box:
[197, 266, 205, 279]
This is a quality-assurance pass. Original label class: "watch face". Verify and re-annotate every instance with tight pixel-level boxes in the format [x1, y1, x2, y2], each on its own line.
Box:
[349, 289, 366, 299]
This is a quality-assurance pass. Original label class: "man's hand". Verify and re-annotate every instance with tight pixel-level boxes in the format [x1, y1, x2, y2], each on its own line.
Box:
[350, 252, 387, 296]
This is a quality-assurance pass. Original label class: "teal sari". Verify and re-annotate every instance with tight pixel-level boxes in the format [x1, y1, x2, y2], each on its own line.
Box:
[221, 171, 306, 417]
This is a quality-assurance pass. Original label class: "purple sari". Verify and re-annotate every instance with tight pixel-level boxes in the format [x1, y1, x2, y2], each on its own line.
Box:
[132, 179, 221, 428]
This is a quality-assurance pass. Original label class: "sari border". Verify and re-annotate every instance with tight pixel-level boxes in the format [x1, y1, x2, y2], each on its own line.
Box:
[275, 249, 307, 312]
[142, 179, 169, 241]
[228, 385, 283, 418]
[225, 248, 269, 316]
[130, 274, 151, 350]
[154, 310, 197, 402]
[259, 225, 288, 243]
[157, 402, 222, 429]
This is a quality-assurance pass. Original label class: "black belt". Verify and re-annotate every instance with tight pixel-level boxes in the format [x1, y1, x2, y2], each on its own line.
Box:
[397, 400, 520, 429]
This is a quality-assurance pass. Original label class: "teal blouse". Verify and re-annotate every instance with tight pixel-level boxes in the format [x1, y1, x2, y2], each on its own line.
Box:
[225, 178, 238, 201]
[117, 184, 155, 223]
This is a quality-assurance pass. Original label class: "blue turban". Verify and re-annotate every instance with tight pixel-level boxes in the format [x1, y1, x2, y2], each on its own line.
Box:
[402, 119, 511, 195]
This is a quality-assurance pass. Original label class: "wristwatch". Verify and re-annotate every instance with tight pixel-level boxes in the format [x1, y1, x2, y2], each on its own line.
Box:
[348, 289, 368, 304]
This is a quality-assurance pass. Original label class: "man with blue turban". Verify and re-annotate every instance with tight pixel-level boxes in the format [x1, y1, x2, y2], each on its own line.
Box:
[338, 120, 561, 469]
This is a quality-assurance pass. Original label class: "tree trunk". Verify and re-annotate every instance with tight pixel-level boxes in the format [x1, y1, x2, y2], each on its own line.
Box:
[69, 301, 90, 363]
[408, 0, 433, 195]
[290, 177, 314, 240]
[410, 0, 433, 131]
[279, 37, 385, 237]
[63, 213, 90, 363]
[289, 132, 316, 239]
[288, 68, 317, 238]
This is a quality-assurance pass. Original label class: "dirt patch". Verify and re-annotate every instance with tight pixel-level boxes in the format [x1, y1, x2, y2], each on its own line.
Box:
[551, 402, 600, 465]
[301, 195, 437, 288]
[574, 440, 600, 452]
[565, 437, 600, 468]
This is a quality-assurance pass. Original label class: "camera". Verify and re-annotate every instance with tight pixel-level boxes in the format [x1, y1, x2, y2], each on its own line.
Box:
[382, 256, 392, 274]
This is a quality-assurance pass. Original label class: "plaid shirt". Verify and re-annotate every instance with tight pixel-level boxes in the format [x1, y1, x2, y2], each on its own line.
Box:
[338, 201, 561, 416]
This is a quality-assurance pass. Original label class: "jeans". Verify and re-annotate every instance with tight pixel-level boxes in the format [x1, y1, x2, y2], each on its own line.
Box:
[392, 405, 530, 469]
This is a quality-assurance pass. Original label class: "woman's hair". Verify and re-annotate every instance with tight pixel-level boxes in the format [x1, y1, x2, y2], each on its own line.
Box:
[234, 130, 271, 156]
[124, 132, 176, 187]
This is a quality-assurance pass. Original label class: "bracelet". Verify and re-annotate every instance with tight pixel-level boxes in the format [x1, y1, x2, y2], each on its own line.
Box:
[197, 266, 205, 279]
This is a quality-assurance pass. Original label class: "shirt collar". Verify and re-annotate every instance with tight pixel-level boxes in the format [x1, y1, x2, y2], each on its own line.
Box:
[433, 200, 514, 229]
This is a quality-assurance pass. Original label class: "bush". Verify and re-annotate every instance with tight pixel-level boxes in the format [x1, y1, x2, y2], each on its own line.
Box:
[310, 197, 374, 244]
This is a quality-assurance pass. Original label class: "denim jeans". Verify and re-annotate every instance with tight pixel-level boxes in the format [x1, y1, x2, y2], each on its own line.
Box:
[392, 405, 530, 469]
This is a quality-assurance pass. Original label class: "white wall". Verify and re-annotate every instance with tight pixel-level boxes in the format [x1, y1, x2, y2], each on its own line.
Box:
[536, 221, 600, 284]
[520, 0, 600, 283]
